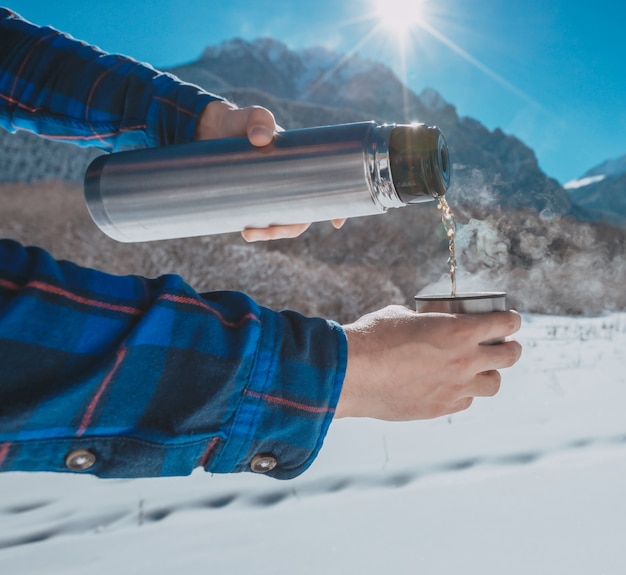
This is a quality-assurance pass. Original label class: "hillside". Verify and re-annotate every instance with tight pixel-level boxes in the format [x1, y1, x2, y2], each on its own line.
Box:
[2, 39, 626, 317]
[2, 179, 626, 319]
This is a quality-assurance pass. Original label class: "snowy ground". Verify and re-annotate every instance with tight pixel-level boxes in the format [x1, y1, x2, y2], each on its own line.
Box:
[1, 312, 626, 574]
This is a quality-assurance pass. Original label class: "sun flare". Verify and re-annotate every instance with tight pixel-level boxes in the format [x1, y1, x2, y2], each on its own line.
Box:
[372, 0, 427, 37]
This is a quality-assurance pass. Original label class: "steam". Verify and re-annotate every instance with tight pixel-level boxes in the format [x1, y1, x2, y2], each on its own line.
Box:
[447, 166, 499, 208]
[419, 182, 626, 316]
[3, 179, 625, 321]
[429, 213, 626, 315]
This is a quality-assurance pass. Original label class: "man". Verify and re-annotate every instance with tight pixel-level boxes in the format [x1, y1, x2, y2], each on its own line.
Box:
[0, 8, 521, 479]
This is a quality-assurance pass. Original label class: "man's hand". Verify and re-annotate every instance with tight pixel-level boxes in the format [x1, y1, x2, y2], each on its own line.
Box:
[336, 306, 522, 421]
[195, 99, 277, 146]
[196, 100, 345, 241]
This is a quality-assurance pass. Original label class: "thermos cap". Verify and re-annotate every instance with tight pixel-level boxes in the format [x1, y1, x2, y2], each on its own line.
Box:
[388, 124, 451, 203]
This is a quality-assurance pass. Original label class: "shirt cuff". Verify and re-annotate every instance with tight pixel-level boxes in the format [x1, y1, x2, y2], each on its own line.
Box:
[146, 73, 223, 146]
[209, 308, 347, 480]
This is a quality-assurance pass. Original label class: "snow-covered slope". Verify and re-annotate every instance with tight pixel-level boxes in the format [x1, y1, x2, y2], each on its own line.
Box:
[565, 154, 626, 226]
[2, 313, 626, 574]
[565, 153, 626, 191]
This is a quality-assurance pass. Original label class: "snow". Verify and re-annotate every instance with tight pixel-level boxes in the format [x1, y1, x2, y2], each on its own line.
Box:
[2, 312, 626, 574]
[566, 154, 626, 188]
[564, 174, 607, 190]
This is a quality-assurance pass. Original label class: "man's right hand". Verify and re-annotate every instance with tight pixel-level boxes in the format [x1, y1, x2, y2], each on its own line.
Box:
[336, 306, 522, 421]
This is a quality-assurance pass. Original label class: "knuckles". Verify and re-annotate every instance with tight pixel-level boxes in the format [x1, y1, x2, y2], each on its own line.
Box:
[502, 340, 523, 365]
[505, 311, 523, 335]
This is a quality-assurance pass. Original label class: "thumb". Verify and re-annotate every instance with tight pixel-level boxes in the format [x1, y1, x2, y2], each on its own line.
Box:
[242, 106, 276, 147]
[219, 105, 276, 146]
[196, 101, 277, 146]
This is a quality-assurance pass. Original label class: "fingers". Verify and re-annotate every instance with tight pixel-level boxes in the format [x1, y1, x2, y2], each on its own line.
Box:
[242, 219, 347, 241]
[447, 371, 500, 417]
[469, 370, 502, 398]
[477, 339, 523, 370]
[468, 310, 522, 345]
[451, 397, 474, 413]
[241, 223, 311, 242]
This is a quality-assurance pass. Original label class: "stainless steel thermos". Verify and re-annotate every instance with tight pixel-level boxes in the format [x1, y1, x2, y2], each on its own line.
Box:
[84, 121, 451, 242]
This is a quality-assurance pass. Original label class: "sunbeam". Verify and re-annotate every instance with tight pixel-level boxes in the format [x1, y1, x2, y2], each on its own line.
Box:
[298, 0, 542, 122]
[299, 25, 381, 101]
[326, 0, 544, 112]
[412, 18, 543, 109]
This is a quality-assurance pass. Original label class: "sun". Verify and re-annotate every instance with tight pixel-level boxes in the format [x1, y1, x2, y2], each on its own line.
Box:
[371, 0, 428, 37]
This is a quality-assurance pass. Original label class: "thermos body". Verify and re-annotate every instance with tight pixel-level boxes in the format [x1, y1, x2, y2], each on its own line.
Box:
[84, 121, 450, 242]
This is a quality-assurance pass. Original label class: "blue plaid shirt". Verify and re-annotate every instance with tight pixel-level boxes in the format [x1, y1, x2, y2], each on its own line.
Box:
[0, 8, 347, 479]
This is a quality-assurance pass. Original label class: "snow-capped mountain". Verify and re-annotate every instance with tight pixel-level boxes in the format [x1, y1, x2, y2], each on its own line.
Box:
[564, 154, 626, 227]
[566, 153, 626, 188]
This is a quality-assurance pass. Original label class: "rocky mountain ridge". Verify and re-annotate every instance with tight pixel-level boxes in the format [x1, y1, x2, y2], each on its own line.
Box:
[3, 38, 626, 317]
[0, 37, 619, 225]
[169, 38, 573, 218]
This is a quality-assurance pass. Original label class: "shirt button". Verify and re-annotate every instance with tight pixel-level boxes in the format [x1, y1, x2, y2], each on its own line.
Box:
[65, 449, 96, 471]
[250, 453, 277, 473]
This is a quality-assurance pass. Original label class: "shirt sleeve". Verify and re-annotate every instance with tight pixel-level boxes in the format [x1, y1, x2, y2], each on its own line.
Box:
[0, 8, 348, 479]
[0, 7, 221, 151]
[0, 240, 347, 478]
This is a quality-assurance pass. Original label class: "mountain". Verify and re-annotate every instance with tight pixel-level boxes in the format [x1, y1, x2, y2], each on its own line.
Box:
[581, 155, 626, 180]
[4, 39, 626, 317]
[564, 154, 626, 227]
[169, 38, 573, 218]
[0, 37, 575, 220]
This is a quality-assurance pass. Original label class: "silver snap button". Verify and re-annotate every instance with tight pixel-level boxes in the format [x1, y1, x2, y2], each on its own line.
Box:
[250, 453, 277, 473]
[65, 449, 96, 471]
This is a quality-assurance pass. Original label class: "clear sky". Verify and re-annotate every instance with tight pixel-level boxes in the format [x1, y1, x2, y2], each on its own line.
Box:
[6, 0, 625, 184]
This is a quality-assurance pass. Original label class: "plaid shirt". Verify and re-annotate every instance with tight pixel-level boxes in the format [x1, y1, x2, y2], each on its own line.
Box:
[0, 8, 346, 479]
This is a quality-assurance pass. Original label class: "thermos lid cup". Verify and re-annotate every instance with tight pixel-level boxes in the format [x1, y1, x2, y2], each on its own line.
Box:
[414, 292, 506, 314]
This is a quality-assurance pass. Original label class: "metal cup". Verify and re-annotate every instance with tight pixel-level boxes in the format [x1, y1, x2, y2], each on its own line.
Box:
[414, 292, 506, 314]
[414, 292, 507, 344]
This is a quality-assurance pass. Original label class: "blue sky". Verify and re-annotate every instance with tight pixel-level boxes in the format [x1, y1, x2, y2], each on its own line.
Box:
[7, 0, 626, 184]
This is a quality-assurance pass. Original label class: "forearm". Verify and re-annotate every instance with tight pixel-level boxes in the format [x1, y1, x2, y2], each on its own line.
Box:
[0, 8, 221, 150]
[0, 240, 346, 478]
